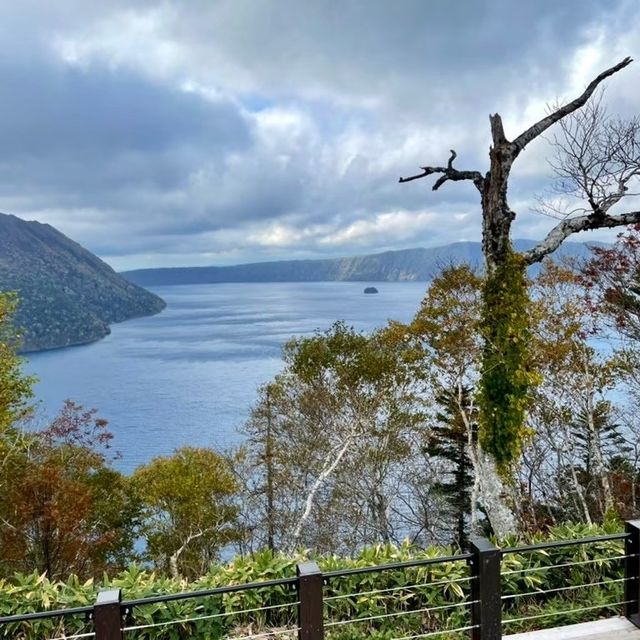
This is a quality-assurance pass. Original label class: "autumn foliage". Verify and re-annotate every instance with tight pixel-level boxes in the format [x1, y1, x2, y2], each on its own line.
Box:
[0, 401, 139, 579]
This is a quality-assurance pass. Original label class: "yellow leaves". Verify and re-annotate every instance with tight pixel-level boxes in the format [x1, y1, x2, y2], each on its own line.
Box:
[445, 581, 465, 599]
[132, 447, 240, 577]
[0, 292, 35, 432]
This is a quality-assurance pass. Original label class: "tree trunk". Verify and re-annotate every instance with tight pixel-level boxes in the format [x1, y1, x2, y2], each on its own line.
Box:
[289, 429, 355, 550]
[456, 380, 516, 538]
[566, 430, 593, 525]
[482, 115, 515, 274]
[168, 530, 205, 579]
[169, 551, 181, 579]
[265, 389, 275, 552]
[475, 118, 520, 536]
[474, 449, 517, 538]
[582, 353, 614, 515]
[456, 437, 467, 547]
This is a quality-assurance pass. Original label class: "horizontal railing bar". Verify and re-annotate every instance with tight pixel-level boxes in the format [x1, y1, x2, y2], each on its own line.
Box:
[324, 575, 474, 601]
[502, 599, 633, 625]
[325, 599, 477, 627]
[122, 576, 298, 608]
[47, 633, 95, 640]
[123, 603, 298, 633]
[391, 625, 479, 640]
[0, 605, 93, 624]
[500, 553, 630, 576]
[121, 600, 300, 632]
[501, 576, 629, 600]
[501, 532, 628, 555]
[225, 627, 300, 640]
[324, 553, 473, 579]
[226, 628, 301, 640]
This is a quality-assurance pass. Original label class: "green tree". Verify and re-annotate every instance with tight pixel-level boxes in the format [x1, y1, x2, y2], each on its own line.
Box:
[0, 292, 34, 432]
[238, 321, 422, 553]
[133, 447, 239, 578]
[237, 382, 295, 554]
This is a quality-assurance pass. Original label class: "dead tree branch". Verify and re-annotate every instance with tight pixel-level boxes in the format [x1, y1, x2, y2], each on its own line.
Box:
[399, 149, 485, 192]
[528, 88, 640, 264]
[512, 57, 633, 157]
[523, 210, 640, 264]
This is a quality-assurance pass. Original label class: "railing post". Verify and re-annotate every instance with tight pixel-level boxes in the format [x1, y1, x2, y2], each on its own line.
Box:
[94, 589, 123, 640]
[625, 520, 640, 628]
[469, 537, 502, 640]
[297, 561, 324, 640]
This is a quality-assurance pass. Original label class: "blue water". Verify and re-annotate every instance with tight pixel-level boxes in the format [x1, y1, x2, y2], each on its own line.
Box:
[24, 282, 427, 472]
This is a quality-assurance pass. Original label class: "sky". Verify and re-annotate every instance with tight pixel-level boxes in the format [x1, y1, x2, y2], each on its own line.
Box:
[2, 1, 640, 270]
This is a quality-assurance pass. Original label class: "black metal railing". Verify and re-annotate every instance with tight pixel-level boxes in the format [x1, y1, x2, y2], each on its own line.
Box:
[324, 551, 476, 639]
[497, 527, 635, 639]
[2, 521, 640, 639]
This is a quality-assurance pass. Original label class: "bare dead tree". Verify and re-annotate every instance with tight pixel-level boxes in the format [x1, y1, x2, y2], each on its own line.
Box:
[532, 94, 640, 262]
[400, 57, 635, 272]
[400, 58, 636, 537]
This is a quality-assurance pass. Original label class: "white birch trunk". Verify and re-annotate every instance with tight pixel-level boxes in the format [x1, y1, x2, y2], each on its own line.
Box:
[473, 448, 517, 539]
[289, 430, 355, 550]
[581, 348, 613, 514]
[455, 382, 516, 538]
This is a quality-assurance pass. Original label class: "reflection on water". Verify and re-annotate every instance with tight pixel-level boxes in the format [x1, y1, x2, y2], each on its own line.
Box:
[25, 281, 427, 472]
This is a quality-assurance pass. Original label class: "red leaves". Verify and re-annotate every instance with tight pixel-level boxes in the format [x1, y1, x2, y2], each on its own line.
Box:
[0, 401, 132, 578]
[579, 226, 640, 337]
[36, 399, 117, 461]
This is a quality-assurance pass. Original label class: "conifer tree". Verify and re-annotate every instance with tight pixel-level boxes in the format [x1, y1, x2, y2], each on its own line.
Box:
[426, 386, 476, 548]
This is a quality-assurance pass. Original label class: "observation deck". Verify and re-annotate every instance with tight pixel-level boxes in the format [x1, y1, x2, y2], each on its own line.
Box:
[506, 616, 640, 639]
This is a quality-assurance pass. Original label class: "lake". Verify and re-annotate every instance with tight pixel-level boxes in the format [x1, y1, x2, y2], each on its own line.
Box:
[25, 282, 428, 472]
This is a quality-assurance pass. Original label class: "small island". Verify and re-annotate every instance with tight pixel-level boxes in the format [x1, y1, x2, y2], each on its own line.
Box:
[363, 286, 379, 294]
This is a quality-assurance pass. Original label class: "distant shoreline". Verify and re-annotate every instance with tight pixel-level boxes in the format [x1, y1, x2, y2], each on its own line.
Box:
[121, 238, 601, 288]
[20, 304, 166, 355]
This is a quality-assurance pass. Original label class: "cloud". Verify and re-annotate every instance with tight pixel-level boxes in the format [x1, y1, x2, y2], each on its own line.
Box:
[1, 0, 639, 268]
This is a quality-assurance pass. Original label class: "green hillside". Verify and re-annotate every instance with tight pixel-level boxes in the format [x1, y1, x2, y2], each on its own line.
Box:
[0, 213, 166, 352]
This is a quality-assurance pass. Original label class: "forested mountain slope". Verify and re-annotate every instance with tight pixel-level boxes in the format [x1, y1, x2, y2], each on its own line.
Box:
[0, 213, 166, 352]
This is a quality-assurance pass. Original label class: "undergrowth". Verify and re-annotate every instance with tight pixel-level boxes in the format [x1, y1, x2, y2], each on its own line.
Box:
[0, 522, 628, 639]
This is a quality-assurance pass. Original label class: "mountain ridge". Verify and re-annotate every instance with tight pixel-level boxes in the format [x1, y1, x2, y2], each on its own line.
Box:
[122, 239, 604, 286]
[0, 213, 166, 352]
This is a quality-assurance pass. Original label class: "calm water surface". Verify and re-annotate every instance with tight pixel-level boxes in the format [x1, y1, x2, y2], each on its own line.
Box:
[25, 282, 427, 471]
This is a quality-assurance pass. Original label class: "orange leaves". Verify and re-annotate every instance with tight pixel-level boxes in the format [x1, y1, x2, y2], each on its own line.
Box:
[0, 402, 137, 579]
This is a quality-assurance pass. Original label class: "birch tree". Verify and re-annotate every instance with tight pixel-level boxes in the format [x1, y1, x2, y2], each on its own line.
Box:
[239, 322, 422, 553]
[523, 263, 626, 522]
[133, 447, 239, 579]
